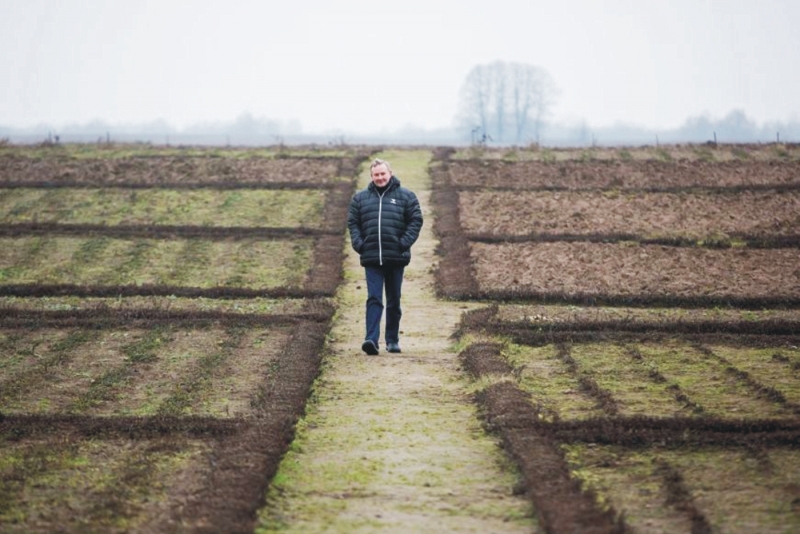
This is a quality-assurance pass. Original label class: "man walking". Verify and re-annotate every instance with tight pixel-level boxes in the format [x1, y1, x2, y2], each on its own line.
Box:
[347, 158, 423, 355]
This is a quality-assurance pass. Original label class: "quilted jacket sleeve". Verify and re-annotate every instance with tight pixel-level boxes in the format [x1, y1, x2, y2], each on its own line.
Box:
[347, 192, 364, 253]
[399, 190, 423, 252]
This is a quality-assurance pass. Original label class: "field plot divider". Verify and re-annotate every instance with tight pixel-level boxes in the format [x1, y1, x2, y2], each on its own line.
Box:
[652, 459, 713, 533]
[465, 232, 800, 249]
[690, 343, 800, 414]
[483, 318, 800, 338]
[0, 222, 340, 239]
[165, 305, 335, 532]
[458, 342, 630, 534]
[451, 183, 800, 193]
[623, 344, 706, 414]
[460, 290, 800, 310]
[457, 337, 800, 533]
[455, 305, 800, 342]
[0, 414, 246, 439]
[556, 343, 620, 416]
[0, 305, 335, 329]
[429, 160, 481, 298]
[0, 181, 348, 191]
[298, 179, 357, 295]
[0, 283, 339, 300]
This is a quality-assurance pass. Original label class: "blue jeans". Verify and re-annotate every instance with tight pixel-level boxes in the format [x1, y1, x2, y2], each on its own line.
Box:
[364, 265, 404, 346]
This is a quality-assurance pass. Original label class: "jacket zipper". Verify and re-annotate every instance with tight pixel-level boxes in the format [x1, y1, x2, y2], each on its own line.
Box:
[377, 190, 384, 265]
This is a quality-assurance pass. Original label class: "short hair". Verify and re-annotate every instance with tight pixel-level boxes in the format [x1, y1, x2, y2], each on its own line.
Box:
[370, 158, 392, 174]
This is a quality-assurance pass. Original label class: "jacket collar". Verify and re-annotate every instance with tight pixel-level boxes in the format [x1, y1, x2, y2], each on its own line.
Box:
[368, 175, 400, 194]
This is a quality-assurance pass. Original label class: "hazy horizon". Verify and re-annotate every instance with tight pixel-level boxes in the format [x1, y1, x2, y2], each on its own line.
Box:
[3, 0, 799, 136]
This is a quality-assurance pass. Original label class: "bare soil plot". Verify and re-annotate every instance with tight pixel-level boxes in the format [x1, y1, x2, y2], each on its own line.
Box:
[492, 302, 800, 325]
[443, 159, 800, 191]
[0, 153, 364, 188]
[459, 189, 800, 240]
[471, 241, 800, 305]
[0, 143, 368, 160]
[450, 143, 800, 163]
[431, 154, 800, 306]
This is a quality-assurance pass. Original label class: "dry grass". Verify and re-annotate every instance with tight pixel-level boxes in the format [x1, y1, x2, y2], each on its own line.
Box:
[0, 236, 314, 288]
[0, 188, 327, 228]
[451, 143, 800, 162]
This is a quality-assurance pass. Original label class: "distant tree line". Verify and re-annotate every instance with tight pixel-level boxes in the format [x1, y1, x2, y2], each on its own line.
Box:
[675, 110, 797, 144]
[559, 110, 800, 147]
[0, 113, 302, 142]
[2, 100, 799, 147]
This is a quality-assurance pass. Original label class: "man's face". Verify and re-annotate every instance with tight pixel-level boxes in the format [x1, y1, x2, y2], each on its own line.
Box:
[371, 163, 391, 188]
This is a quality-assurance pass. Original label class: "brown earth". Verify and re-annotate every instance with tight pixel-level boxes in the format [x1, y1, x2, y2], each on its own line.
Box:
[471, 241, 800, 300]
[459, 189, 800, 238]
[0, 154, 363, 187]
[444, 159, 800, 190]
[431, 153, 800, 307]
[452, 143, 800, 163]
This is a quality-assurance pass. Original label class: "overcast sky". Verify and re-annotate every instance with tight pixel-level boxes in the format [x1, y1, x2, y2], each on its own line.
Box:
[2, 0, 799, 134]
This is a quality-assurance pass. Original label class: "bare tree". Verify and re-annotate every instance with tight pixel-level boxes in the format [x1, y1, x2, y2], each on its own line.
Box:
[511, 63, 534, 143]
[459, 61, 558, 145]
[459, 64, 494, 140]
[492, 62, 507, 143]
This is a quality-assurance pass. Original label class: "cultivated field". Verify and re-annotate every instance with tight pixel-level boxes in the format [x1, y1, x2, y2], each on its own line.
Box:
[432, 143, 800, 533]
[1, 142, 799, 533]
[0, 143, 372, 532]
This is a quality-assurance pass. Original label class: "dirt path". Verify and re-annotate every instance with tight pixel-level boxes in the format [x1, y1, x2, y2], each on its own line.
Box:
[257, 150, 537, 533]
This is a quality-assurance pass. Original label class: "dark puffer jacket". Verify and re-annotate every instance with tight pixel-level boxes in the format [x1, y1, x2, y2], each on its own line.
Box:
[347, 176, 423, 267]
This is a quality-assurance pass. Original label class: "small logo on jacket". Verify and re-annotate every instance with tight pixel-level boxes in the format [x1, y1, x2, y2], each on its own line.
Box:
[390, 199, 397, 204]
